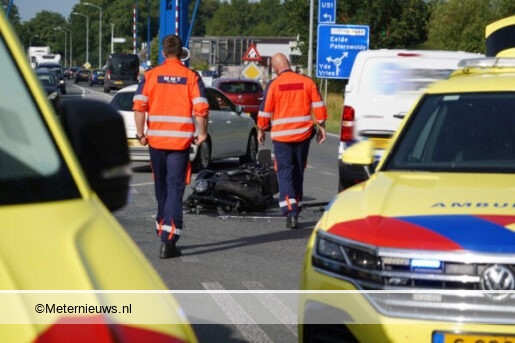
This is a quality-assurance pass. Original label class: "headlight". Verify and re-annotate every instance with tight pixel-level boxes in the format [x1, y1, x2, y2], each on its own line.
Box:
[313, 231, 382, 282]
[317, 236, 345, 262]
[192, 179, 209, 193]
[344, 246, 381, 270]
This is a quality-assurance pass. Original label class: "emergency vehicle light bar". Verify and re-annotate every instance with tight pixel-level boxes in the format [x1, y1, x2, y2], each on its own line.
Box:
[458, 57, 515, 68]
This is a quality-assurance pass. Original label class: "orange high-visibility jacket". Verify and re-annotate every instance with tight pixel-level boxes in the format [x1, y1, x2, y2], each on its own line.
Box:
[133, 58, 209, 150]
[258, 70, 327, 142]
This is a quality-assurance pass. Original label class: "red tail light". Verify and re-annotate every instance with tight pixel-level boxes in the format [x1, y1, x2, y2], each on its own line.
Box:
[340, 105, 355, 142]
[397, 52, 421, 57]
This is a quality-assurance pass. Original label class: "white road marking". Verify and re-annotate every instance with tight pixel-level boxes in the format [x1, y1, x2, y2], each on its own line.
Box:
[243, 281, 298, 337]
[202, 282, 273, 343]
[131, 181, 155, 187]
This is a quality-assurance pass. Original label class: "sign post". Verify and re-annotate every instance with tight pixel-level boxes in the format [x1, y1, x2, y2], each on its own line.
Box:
[316, 24, 369, 79]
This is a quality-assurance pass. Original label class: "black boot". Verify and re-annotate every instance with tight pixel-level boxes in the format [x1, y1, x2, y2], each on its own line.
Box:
[291, 216, 298, 229]
[286, 215, 299, 229]
[159, 241, 182, 259]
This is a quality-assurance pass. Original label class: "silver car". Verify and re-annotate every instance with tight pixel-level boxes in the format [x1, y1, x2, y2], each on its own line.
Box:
[109, 84, 258, 171]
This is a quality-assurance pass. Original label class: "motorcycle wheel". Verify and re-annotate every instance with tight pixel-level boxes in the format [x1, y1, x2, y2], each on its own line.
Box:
[216, 202, 238, 216]
[214, 180, 268, 212]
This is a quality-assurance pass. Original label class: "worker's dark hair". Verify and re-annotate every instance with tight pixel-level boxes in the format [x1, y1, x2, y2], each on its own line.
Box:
[162, 34, 183, 58]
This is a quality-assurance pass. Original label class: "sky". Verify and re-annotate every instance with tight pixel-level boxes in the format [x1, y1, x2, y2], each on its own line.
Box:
[14, 0, 78, 22]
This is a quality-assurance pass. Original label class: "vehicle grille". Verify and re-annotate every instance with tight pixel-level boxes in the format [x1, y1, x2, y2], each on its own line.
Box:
[312, 230, 515, 323]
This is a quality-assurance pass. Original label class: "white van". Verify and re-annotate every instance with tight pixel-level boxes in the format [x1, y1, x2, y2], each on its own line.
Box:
[337, 49, 483, 191]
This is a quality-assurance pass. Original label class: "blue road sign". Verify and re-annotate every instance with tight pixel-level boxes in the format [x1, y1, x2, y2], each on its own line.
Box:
[316, 24, 369, 79]
[318, 0, 336, 24]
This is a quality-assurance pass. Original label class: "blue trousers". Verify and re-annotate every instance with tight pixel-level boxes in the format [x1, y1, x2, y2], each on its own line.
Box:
[149, 147, 189, 243]
[273, 138, 311, 217]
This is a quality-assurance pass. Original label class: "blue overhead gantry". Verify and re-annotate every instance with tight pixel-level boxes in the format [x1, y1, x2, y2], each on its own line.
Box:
[158, 0, 200, 65]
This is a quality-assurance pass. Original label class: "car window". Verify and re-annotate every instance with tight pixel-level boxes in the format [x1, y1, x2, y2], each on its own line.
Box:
[111, 91, 135, 112]
[37, 73, 55, 86]
[225, 82, 246, 93]
[206, 88, 235, 112]
[0, 40, 79, 205]
[39, 64, 63, 78]
[244, 82, 261, 93]
[385, 93, 515, 173]
[110, 55, 139, 73]
[218, 82, 233, 93]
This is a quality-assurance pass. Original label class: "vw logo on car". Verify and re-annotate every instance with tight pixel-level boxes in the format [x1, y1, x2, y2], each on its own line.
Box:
[480, 265, 515, 301]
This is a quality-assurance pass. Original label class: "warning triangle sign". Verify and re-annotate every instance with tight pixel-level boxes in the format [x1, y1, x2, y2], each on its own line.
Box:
[242, 42, 262, 62]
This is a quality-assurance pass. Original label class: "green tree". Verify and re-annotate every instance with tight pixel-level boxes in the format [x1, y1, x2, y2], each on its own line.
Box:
[338, 0, 431, 49]
[190, 0, 220, 36]
[251, 0, 292, 36]
[206, 0, 252, 36]
[427, 0, 493, 53]
[22, 12, 68, 54]
[387, 0, 432, 48]
[427, 0, 515, 53]
[283, 0, 310, 63]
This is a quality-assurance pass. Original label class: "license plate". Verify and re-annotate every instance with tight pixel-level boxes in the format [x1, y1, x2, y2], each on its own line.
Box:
[433, 331, 515, 343]
[368, 137, 390, 150]
[114, 81, 123, 85]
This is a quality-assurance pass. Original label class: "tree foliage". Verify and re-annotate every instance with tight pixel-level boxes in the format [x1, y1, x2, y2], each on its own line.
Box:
[205, 0, 290, 36]
[8, 0, 515, 68]
[190, 0, 220, 37]
[427, 0, 515, 53]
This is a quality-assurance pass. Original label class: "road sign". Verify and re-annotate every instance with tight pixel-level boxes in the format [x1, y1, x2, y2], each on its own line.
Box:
[318, 0, 336, 24]
[316, 24, 369, 79]
[242, 42, 262, 62]
[112, 37, 127, 43]
[241, 62, 262, 79]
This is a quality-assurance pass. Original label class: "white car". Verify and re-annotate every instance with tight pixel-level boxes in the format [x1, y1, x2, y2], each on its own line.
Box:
[110, 84, 258, 171]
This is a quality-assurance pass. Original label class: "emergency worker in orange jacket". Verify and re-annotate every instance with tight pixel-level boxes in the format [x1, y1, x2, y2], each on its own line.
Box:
[133, 34, 209, 258]
[257, 53, 327, 229]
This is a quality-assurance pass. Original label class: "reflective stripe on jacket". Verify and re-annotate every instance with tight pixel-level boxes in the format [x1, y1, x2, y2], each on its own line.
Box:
[257, 70, 328, 142]
[133, 58, 209, 150]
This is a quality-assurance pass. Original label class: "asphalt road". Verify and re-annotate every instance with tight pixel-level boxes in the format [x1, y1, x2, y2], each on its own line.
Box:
[65, 82, 340, 343]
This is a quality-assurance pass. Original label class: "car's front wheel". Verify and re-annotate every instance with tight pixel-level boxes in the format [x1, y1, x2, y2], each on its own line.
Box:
[239, 132, 258, 164]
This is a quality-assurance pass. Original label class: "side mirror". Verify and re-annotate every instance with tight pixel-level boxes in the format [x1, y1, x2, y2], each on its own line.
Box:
[235, 105, 244, 114]
[58, 99, 131, 211]
[340, 140, 375, 188]
[342, 140, 374, 165]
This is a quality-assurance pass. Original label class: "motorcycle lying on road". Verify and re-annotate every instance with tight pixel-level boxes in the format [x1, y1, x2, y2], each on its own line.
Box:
[184, 149, 279, 216]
